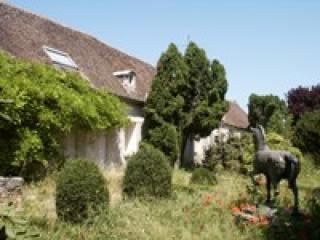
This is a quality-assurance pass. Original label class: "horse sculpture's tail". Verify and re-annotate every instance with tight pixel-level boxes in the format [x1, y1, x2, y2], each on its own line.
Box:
[284, 153, 301, 184]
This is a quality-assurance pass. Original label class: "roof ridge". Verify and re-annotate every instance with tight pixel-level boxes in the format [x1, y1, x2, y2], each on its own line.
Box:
[229, 100, 248, 115]
[1, 1, 155, 70]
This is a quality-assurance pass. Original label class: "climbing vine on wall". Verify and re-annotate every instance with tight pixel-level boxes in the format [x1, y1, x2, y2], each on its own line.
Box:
[0, 52, 127, 180]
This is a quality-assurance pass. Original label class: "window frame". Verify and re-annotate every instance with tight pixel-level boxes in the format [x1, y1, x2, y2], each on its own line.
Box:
[43, 46, 78, 69]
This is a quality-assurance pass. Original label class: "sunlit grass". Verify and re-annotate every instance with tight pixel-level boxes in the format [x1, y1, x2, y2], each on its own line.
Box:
[19, 158, 320, 240]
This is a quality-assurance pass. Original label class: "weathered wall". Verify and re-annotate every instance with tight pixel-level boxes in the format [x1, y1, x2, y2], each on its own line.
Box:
[192, 128, 231, 164]
[62, 102, 144, 168]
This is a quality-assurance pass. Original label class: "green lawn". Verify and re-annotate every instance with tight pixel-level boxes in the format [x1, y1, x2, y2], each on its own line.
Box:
[18, 157, 320, 240]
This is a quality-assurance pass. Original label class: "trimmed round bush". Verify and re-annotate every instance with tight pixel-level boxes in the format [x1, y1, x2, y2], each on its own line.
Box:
[190, 168, 217, 185]
[123, 143, 172, 198]
[56, 159, 109, 223]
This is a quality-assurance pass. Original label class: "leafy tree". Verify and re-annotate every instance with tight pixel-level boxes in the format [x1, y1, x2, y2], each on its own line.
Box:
[293, 110, 320, 162]
[143, 43, 187, 164]
[287, 84, 320, 123]
[144, 42, 228, 167]
[248, 94, 291, 136]
[180, 42, 228, 166]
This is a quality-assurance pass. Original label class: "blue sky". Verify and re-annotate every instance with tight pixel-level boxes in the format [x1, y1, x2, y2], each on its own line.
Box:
[9, 0, 320, 110]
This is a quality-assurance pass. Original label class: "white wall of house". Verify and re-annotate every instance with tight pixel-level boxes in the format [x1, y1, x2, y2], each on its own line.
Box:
[62, 102, 144, 168]
[189, 127, 231, 164]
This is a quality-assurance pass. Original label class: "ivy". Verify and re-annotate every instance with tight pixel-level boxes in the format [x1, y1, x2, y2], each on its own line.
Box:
[0, 52, 127, 180]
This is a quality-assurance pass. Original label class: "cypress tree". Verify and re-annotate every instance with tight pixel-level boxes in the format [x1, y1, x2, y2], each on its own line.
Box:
[143, 42, 228, 167]
[180, 42, 228, 166]
[143, 43, 187, 165]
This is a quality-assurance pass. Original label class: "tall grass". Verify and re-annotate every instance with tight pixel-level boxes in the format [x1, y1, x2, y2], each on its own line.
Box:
[19, 157, 320, 240]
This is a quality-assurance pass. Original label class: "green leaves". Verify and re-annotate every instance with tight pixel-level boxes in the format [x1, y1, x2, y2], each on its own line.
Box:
[248, 94, 291, 137]
[0, 203, 40, 239]
[0, 51, 126, 179]
[144, 42, 229, 167]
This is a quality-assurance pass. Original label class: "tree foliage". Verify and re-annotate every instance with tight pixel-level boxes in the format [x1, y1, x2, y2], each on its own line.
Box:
[143, 122, 179, 166]
[143, 42, 228, 167]
[293, 110, 320, 162]
[287, 84, 320, 123]
[182, 42, 228, 139]
[248, 94, 291, 136]
[0, 52, 127, 179]
[143, 44, 185, 165]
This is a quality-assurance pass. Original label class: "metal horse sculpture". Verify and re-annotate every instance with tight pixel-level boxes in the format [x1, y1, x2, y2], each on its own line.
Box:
[250, 125, 301, 213]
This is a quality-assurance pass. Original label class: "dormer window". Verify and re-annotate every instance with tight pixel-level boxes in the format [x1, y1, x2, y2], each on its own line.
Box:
[113, 69, 136, 91]
[43, 46, 78, 70]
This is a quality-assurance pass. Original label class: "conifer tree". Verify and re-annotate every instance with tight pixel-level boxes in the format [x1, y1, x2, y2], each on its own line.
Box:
[180, 42, 228, 166]
[143, 42, 228, 167]
[143, 43, 187, 165]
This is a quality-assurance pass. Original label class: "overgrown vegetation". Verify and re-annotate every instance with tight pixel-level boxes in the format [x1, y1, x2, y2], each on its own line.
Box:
[56, 159, 109, 223]
[123, 143, 172, 198]
[190, 167, 217, 185]
[0, 52, 126, 180]
[15, 155, 320, 240]
[203, 132, 254, 174]
[0, 202, 39, 239]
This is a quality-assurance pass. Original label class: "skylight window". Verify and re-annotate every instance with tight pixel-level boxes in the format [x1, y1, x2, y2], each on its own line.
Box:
[43, 46, 78, 69]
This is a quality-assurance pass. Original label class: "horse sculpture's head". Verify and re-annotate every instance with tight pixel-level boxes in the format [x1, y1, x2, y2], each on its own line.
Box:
[250, 125, 267, 150]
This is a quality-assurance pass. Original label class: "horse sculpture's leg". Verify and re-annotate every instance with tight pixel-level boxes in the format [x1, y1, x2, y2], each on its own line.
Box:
[289, 180, 299, 213]
[249, 171, 258, 203]
[266, 176, 272, 205]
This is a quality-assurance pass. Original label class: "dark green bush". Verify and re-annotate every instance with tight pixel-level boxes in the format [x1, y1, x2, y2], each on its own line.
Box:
[123, 143, 172, 198]
[203, 132, 253, 174]
[0, 52, 126, 180]
[56, 159, 109, 223]
[190, 168, 216, 185]
[293, 110, 320, 163]
[143, 122, 179, 166]
[307, 188, 320, 220]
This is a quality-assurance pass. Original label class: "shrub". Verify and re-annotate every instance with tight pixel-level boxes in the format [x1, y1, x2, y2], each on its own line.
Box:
[144, 122, 179, 166]
[307, 188, 320, 220]
[293, 110, 320, 163]
[56, 159, 109, 223]
[123, 143, 172, 198]
[267, 132, 303, 161]
[203, 132, 253, 174]
[0, 52, 126, 180]
[190, 168, 217, 185]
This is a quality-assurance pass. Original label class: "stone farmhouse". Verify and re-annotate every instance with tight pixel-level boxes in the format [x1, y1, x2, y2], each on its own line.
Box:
[0, 2, 249, 167]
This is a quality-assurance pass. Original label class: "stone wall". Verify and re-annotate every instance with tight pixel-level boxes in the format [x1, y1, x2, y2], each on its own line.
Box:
[0, 177, 23, 198]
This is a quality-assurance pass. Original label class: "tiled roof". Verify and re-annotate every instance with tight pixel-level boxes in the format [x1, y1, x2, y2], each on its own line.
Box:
[0, 2, 155, 103]
[222, 101, 249, 129]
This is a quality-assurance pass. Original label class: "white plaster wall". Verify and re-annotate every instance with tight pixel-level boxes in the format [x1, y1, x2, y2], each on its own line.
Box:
[192, 128, 231, 164]
[61, 102, 145, 169]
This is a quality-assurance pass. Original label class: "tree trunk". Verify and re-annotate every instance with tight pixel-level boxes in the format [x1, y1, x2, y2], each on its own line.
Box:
[179, 132, 195, 169]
